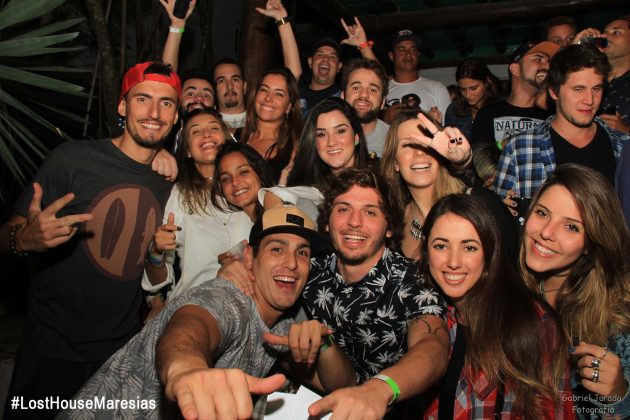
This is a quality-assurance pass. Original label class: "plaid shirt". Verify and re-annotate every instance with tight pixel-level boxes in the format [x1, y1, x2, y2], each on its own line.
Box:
[424, 305, 575, 420]
[493, 116, 628, 199]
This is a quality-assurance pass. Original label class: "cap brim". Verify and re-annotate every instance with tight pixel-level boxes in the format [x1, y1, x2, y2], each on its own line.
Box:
[251, 226, 329, 255]
[527, 41, 560, 59]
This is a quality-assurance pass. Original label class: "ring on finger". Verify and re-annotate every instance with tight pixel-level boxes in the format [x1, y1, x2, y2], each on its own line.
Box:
[591, 369, 600, 383]
[456, 137, 463, 144]
[591, 357, 601, 369]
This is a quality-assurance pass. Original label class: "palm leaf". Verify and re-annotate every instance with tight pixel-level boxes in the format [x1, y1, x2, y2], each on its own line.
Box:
[17, 66, 90, 73]
[15, 18, 85, 39]
[0, 0, 66, 32]
[0, 33, 80, 56]
[0, 65, 85, 94]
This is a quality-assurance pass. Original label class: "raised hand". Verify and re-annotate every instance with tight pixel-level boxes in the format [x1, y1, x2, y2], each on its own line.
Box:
[407, 112, 471, 165]
[255, 0, 288, 21]
[152, 212, 179, 254]
[264, 320, 333, 365]
[340, 17, 368, 47]
[159, 0, 197, 24]
[17, 182, 93, 253]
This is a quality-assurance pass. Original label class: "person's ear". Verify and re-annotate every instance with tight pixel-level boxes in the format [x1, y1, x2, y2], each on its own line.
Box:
[386, 230, 392, 238]
[549, 87, 559, 101]
[308, 57, 313, 69]
[243, 245, 254, 270]
[509, 62, 520, 78]
[388, 51, 394, 62]
[337, 62, 343, 73]
[118, 98, 127, 117]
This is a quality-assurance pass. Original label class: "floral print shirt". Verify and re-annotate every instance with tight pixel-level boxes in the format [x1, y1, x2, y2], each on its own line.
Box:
[302, 247, 446, 383]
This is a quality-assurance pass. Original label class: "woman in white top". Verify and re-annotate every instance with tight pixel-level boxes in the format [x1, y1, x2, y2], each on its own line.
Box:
[143, 109, 260, 308]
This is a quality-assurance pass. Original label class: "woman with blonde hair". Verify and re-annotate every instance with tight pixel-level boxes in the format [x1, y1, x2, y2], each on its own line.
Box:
[520, 164, 630, 418]
[380, 110, 515, 259]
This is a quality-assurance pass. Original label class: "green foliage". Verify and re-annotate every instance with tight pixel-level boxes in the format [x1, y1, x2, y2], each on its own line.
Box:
[0, 0, 86, 187]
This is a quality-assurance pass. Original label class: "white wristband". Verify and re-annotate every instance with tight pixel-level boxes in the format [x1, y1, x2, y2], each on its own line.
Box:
[169, 26, 185, 33]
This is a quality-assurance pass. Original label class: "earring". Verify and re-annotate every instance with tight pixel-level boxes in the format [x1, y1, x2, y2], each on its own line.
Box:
[187, 153, 192, 158]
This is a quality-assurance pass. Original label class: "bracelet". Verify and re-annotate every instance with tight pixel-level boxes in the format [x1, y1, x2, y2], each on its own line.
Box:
[169, 26, 185, 33]
[373, 373, 400, 405]
[358, 40, 374, 50]
[9, 224, 28, 258]
[320, 335, 334, 353]
[275, 17, 289, 27]
[147, 241, 165, 267]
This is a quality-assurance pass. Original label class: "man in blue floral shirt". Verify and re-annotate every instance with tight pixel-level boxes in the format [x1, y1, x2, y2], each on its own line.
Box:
[301, 168, 449, 419]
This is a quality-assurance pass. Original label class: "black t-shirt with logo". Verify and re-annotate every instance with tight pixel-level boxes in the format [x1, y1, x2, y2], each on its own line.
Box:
[471, 100, 550, 147]
[15, 139, 172, 362]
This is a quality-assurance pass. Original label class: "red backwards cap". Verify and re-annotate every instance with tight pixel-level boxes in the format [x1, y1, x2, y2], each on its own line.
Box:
[119, 62, 181, 103]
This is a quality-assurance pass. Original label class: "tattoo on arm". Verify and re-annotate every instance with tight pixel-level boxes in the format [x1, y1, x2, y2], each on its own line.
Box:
[409, 316, 448, 337]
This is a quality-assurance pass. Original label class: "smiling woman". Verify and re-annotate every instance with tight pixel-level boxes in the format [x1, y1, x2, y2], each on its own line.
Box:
[239, 67, 303, 183]
[421, 194, 572, 418]
[142, 108, 254, 304]
[380, 110, 515, 260]
[519, 164, 630, 418]
[287, 98, 370, 189]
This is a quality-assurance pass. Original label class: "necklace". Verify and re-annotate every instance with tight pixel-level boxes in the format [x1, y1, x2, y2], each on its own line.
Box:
[410, 218, 423, 241]
[538, 281, 561, 295]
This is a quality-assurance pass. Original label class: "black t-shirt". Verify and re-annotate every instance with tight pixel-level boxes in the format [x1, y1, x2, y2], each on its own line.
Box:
[299, 83, 341, 117]
[471, 100, 550, 147]
[550, 124, 615, 183]
[15, 139, 173, 362]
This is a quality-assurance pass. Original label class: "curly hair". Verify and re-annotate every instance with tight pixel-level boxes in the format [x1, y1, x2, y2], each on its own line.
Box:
[317, 168, 403, 251]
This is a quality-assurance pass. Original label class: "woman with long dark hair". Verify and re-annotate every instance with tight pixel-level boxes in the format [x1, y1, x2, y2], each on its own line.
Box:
[422, 194, 571, 418]
[519, 164, 630, 418]
[238, 67, 302, 183]
[444, 58, 502, 139]
[287, 97, 370, 189]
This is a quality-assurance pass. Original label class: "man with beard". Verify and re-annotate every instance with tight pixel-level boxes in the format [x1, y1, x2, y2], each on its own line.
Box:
[471, 40, 560, 148]
[159, 0, 246, 133]
[213, 58, 248, 133]
[494, 45, 628, 201]
[341, 58, 390, 158]
[300, 168, 448, 419]
[1, 62, 179, 419]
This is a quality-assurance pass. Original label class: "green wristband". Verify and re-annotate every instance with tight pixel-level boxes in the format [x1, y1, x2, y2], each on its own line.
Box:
[320, 335, 333, 353]
[373, 373, 400, 404]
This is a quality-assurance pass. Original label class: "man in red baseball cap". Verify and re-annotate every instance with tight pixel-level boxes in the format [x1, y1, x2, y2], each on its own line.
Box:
[2, 61, 180, 419]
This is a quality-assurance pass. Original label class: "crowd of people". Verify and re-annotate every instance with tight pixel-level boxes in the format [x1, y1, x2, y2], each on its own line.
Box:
[1, 1, 629, 418]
